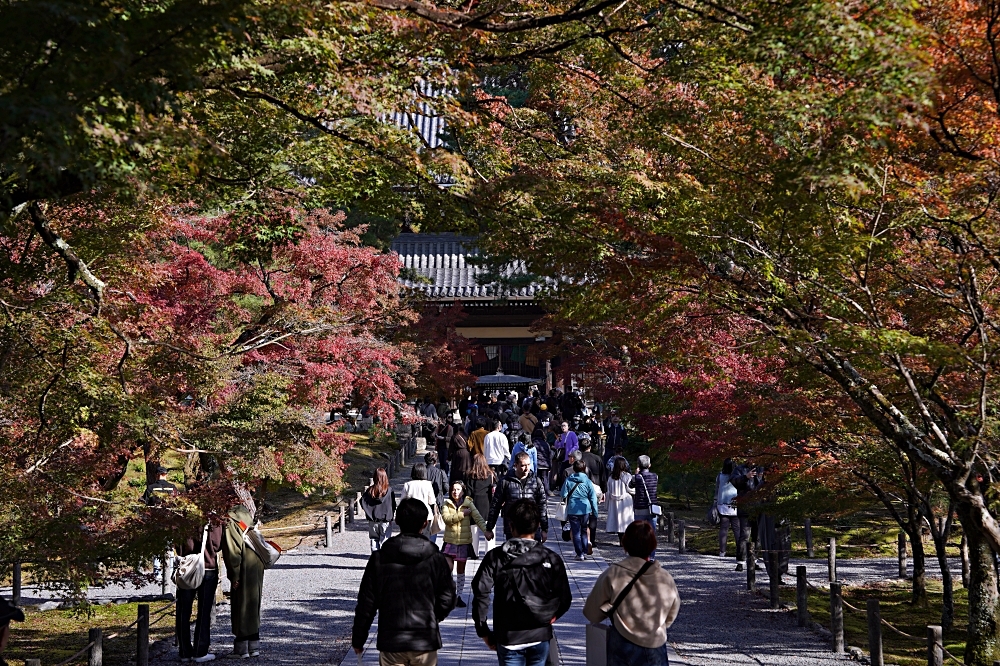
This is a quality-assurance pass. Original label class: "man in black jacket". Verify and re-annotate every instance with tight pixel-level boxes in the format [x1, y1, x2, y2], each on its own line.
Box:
[579, 437, 607, 555]
[473, 499, 572, 666]
[730, 462, 764, 572]
[352, 498, 456, 665]
[487, 453, 549, 542]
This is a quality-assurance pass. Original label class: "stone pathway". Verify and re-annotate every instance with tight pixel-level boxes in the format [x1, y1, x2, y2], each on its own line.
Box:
[5, 461, 957, 666]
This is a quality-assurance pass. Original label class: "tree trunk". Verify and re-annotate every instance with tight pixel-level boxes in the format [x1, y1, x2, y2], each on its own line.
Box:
[958, 506, 1000, 665]
[907, 525, 928, 607]
[931, 531, 955, 630]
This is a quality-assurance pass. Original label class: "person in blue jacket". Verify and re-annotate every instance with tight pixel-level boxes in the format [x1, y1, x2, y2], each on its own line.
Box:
[560, 460, 600, 561]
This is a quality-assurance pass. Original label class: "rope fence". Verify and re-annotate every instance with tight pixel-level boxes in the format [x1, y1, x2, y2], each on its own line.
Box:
[794, 556, 964, 666]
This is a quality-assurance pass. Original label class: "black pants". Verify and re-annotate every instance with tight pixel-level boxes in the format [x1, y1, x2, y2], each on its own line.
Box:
[736, 516, 759, 562]
[176, 568, 219, 658]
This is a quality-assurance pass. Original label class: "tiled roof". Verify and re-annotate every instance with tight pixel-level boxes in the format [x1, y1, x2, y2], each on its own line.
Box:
[390, 233, 540, 301]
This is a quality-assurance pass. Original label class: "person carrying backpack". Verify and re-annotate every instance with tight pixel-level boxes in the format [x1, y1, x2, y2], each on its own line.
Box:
[472, 499, 572, 666]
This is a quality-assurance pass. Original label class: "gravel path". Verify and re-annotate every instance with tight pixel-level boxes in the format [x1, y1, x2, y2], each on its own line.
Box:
[5, 462, 960, 666]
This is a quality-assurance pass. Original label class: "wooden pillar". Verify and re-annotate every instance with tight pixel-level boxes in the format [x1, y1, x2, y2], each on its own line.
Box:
[830, 582, 844, 654]
[804, 519, 814, 558]
[326, 515, 333, 549]
[796, 566, 809, 627]
[12, 561, 21, 606]
[678, 521, 686, 554]
[898, 532, 907, 580]
[88, 628, 103, 666]
[867, 598, 883, 666]
[828, 537, 837, 583]
[927, 625, 943, 666]
[136, 604, 149, 666]
[768, 550, 780, 609]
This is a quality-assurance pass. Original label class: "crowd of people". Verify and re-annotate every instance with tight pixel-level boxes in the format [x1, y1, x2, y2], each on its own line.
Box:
[349, 390, 680, 666]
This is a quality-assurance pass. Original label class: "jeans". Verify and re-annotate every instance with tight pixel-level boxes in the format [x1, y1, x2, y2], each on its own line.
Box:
[718, 515, 738, 556]
[497, 641, 549, 666]
[176, 568, 219, 658]
[736, 515, 758, 562]
[568, 514, 590, 556]
[607, 625, 668, 666]
[369, 520, 392, 552]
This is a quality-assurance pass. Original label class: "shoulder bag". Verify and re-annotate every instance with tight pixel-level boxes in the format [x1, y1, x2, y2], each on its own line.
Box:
[173, 524, 208, 590]
[429, 504, 446, 535]
[237, 519, 282, 569]
[639, 474, 662, 516]
[554, 480, 582, 522]
[586, 561, 655, 661]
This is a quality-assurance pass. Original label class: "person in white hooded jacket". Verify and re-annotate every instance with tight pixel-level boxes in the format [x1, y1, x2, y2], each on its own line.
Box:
[583, 521, 680, 665]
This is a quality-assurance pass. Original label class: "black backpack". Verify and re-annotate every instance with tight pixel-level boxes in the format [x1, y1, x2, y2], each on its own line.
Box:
[495, 545, 562, 625]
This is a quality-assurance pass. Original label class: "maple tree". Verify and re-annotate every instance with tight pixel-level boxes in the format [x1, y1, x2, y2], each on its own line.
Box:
[0, 197, 421, 590]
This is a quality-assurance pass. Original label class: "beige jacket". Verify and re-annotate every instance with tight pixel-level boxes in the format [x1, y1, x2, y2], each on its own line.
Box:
[582, 556, 680, 648]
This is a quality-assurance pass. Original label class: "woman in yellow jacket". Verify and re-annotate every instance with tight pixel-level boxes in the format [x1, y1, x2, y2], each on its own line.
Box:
[442, 480, 493, 607]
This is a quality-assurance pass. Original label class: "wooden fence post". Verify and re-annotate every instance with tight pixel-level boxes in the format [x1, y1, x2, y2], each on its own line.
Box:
[356, 492, 363, 519]
[962, 536, 970, 589]
[161, 549, 169, 595]
[666, 513, 674, 543]
[927, 625, 943, 666]
[88, 628, 102, 666]
[828, 537, 837, 583]
[746, 542, 756, 593]
[769, 550, 780, 609]
[136, 604, 149, 666]
[796, 566, 809, 627]
[678, 521, 686, 554]
[867, 598, 883, 666]
[898, 532, 907, 580]
[347, 497, 354, 524]
[805, 519, 814, 558]
[830, 582, 844, 654]
[326, 514, 334, 548]
[12, 561, 21, 606]
[339, 506, 346, 534]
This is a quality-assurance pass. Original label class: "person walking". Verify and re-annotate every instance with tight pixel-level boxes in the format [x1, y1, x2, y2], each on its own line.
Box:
[402, 463, 439, 538]
[630, 455, 660, 535]
[579, 436, 606, 553]
[442, 481, 494, 607]
[553, 421, 579, 462]
[530, 424, 552, 495]
[362, 468, 397, 552]
[484, 418, 511, 479]
[352, 498, 457, 666]
[730, 461, 764, 572]
[603, 414, 627, 467]
[176, 517, 224, 663]
[715, 458, 738, 558]
[583, 521, 680, 666]
[510, 433, 538, 474]
[606, 458, 635, 546]
[424, 451, 449, 510]
[449, 425, 472, 485]
[468, 416, 489, 457]
[221, 497, 265, 658]
[560, 460, 599, 561]
[486, 452, 549, 543]
[472, 499, 572, 666]
[465, 454, 498, 556]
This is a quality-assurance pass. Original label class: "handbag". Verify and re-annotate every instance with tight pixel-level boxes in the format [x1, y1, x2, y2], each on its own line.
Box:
[706, 503, 721, 526]
[586, 561, 655, 660]
[237, 520, 282, 569]
[173, 524, 208, 590]
[639, 475, 662, 516]
[555, 480, 582, 522]
[429, 505, 446, 535]
[561, 523, 572, 541]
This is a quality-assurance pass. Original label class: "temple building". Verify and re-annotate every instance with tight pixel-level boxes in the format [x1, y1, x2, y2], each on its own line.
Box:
[390, 232, 555, 391]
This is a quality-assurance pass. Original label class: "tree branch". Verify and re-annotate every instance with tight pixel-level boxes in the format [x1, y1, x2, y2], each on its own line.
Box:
[28, 202, 106, 313]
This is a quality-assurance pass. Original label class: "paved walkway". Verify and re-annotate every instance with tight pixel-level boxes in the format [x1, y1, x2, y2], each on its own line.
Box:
[7, 456, 954, 666]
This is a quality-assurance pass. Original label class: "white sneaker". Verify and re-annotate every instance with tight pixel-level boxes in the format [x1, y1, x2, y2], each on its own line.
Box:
[194, 655, 216, 663]
[575, 554, 584, 561]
